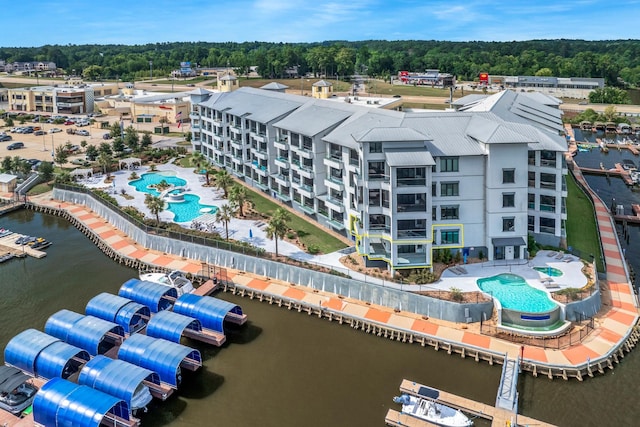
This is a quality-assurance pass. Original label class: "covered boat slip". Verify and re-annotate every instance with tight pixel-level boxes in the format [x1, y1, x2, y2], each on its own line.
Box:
[146, 310, 226, 347]
[44, 309, 125, 356]
[79, 355, 163, 409]
[118, 279, 178, 313]
[33, 377, 138, 427]
[173, 293, 248, 332]
[86, 293, 151, 335]
[4, 329, 90, 380]
[117, 334, 202, 389]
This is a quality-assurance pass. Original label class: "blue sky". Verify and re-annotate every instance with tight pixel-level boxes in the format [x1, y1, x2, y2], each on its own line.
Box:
[3, 0, 638, 47]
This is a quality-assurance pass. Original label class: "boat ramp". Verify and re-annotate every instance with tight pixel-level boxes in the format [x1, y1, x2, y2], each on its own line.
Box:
[385, 378, 556, 427]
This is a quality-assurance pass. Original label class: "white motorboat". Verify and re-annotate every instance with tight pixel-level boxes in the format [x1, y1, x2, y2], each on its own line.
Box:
[139, 270, 195, 296]
[393, 394, 473, 427]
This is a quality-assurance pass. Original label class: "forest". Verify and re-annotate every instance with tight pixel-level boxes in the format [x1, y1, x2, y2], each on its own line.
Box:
[1, 39, 639, 86]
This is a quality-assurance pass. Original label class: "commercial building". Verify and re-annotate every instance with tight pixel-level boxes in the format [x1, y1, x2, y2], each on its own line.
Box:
[7, 83, 118, 114]
[189, 84, 567, 274]
[480, 74, 604, 99]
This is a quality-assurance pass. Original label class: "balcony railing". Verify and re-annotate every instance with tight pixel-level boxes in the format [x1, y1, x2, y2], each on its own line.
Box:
[539, 225, 556, 234]
[540, 204, 556, 212]
[397, 229, 428, 238]
[540, 181, 556, 190]
[397, 203, 427, 212]
[397, 178, 427, 187]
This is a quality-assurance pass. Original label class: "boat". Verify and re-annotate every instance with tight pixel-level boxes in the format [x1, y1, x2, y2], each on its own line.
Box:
[31, 240, 52, 250]
[139, 270, 195, 296]
[0, 365, 38, 416]
[393, 394, 473, 427]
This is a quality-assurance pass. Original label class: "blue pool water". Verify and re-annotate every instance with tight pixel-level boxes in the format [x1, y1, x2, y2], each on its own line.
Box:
[477, 273, 558, 313]
[129, 172, 217, 222]
[533, 266, 563, 277]
[129, 172, 187, 196]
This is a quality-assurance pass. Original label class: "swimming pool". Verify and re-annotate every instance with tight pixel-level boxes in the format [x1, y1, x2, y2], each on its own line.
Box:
[129, 172, 217, 223]
[477, 273, 557, 313]
[533, 266, 563, 277]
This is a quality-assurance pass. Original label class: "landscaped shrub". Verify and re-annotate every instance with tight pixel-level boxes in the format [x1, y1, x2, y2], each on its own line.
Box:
[450, 287, 464, 302]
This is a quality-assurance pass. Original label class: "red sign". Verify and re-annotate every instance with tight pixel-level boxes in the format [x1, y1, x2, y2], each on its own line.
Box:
[479, 73, 489, 83]
[159, 105, 172, 110]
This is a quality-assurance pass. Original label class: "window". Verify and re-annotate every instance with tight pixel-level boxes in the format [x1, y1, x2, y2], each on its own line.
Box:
[440, 205, 459, 219]
[503, 169, 515, 183]
[528, 151, 536, 166]
[369, 142, 382, 153]
[432, 183, 437, 197]
[440, 157, 459, 172]
[502, 217, 515, 232]
[502, 193, 515, 208]
[432, 206, 437, 220]
[440, 182, 459, 197]
[528, 193, 535, 209]
[441, 230, 459, 244]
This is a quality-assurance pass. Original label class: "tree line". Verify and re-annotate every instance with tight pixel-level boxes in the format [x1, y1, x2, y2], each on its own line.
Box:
[1, 39, 639, 86]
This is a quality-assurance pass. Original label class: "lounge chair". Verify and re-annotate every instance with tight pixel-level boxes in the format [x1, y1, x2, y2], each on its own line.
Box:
[458, 266, 468, 275]
[547, 251, 558, 257]
[555, 252, 565, 260]
[449, 267, 462, 275]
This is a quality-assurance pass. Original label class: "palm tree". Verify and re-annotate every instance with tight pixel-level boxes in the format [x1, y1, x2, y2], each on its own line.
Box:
[144, 193, 165, 225]
[265, 208, 291, 257]
[215, 204, 234, 241]
[214, 168, 233, 198]
[228, 184, 248, 217]
[98, 152, 113, 178]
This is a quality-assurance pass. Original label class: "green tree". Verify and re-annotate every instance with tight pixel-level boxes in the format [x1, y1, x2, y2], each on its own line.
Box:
[112, 137, 125, 153]
[82, 65, 104, 81]
[214, 168, 233, 197]
[535, 67, 553, 76]
[85, 144, 99, 161]
[265, 208, 291, 257]
[53, 145, 69, 165]
[124, 125, 139, 150]
[54, 170, 72, 184]
[98, 151, 113, 177]
[38, 161, 54, 181]
[215, 203, 234, 241]
[144, 193, 165, 225]
[228, 184, 248, 217]
[589, 87, 630, 104]
[140, 131, 153, 149]
[99, 142, 113, 155]
[1, 156, 12, 172]
[110, 121, 122, 138]
[4, 117, 13, 127]
[603, 105, 618, 122]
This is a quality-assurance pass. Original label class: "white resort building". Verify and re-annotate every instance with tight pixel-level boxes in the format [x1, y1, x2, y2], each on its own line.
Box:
[189, 84, 568, 274]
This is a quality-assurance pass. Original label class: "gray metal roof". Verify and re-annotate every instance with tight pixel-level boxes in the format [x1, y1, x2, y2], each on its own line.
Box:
[401, 113, 486, 157]
[465, 114, 536, 144]
[322, 108, 404, 149]
[352, 127, 427, 143]
[274, 102, 355, 137]
[260, 82, 289, 90]
[385, 149, 435, 167]
[198, 87, 304, 124]
[312, 80, 333, 87]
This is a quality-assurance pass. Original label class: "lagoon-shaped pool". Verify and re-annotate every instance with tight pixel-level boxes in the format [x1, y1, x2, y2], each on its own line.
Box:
[477, 273, 557, 313]
[129, 172, 217, 223]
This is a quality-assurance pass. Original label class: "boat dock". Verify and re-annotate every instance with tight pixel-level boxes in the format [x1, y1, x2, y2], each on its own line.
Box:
[613, 203, 640, 224]
[385, 379, 556, 427]
[0, 233, 47, 259]
[577, 163, 634, 185]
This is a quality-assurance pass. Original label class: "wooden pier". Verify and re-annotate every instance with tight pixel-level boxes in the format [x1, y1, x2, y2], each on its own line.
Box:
[613, 203, 640, 224]
[578, 163, 634, 185]
[384, 379, 556, 427]
[0, 233, 47, 259]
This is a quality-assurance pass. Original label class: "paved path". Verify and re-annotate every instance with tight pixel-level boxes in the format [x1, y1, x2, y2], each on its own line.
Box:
[20, 186, 638, 370]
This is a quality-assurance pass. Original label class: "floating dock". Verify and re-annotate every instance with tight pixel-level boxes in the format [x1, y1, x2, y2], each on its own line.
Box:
[0, 232, 48, 259]
[578, 164, 634, 185]
[385, 379, 556, 427]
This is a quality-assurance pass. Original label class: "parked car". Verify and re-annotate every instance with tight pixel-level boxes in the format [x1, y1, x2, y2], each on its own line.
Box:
[76, 130, 90, 137]
[0, 135, 12, 142]
[7, 142, 25, 150]
[49, 127, 62, 133]
[64, 120, 75, 125]
[71, 158, 90, 166]
[103, 133, 112, 140]
[34, 130, 46, 136]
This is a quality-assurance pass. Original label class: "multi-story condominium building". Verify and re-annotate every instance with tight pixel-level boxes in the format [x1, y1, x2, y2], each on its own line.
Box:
[189, 86, 567, 274]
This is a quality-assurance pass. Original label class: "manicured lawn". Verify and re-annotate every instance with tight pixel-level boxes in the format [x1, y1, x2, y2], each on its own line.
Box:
[566, 172, 605, 272]
[28, 182, 53, 195]
[247, 190, 347, 254]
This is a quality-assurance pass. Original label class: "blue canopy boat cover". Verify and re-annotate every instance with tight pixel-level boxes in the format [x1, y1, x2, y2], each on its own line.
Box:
[85, 292, 151, 334]
[117, 334, 201, 388]
[146, 310, 202, 343]
[44, 309, 125, 356]
[79, 355, 160, 411]
[118, 279, 178, 313]
[173, 293, 244, 333]
[33, 377, 130, 427]
[4, 329, 90, 380]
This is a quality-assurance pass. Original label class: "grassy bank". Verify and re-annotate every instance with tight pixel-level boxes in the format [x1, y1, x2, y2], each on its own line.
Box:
[566, 172, 605, 272]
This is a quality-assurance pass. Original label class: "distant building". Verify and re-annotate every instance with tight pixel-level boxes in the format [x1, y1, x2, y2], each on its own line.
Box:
[478, 74, 604, 99]
[4, 61, 57, 74]
[7, 82, 117, 114]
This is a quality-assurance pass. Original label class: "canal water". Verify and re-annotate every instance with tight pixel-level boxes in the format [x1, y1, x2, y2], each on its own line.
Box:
[1, 197, 640, 426]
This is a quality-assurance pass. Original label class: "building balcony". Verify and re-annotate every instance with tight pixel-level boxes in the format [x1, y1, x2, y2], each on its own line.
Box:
[274, 138, 288, 150]
[250, 132, 266, 143]
[272, 173, 290, 186]
[394, 253, 428, 266]
[274, 157, 289, 169]
[212, 119, 223, 127]
[231, 156, 244, 165]
[328, 219, 346, 231]
[254, 148, 269, 161]
[323, 155, 342, 170]
[253, 164, 269, 177]
[292, 145, 314, 159]
[274, 191, 291, 203]
[254, 181, 269, 191]
[396, 229, 428, 239]
[325, 196, 344, 213]
[230, 139, 244, 150]
[292, 160, 314, 178]
[299, 204, 316, 215]
[230, 125, 243, 134]
[397, 203, 427, 213]
[298, 184, 314, 198]
[325, 176, 344, 191]
[189, 113, 200, 121]
[347, 158, 359, 172]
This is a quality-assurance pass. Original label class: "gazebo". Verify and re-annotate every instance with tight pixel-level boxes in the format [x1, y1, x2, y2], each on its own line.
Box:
[70, 168, 93, 181]
[119, 157, 142, 170]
